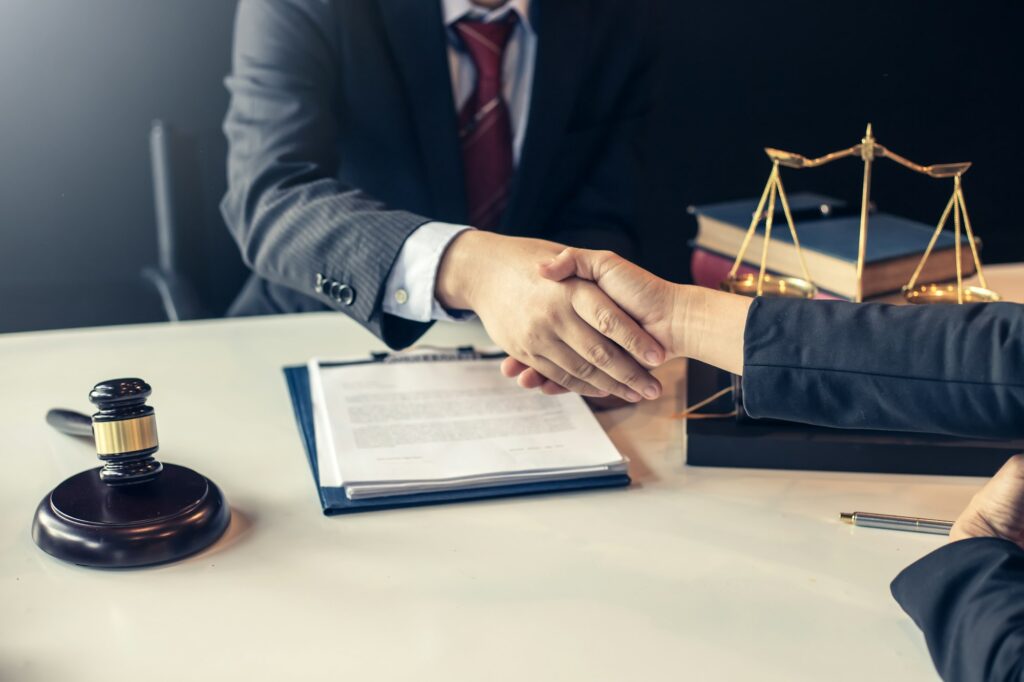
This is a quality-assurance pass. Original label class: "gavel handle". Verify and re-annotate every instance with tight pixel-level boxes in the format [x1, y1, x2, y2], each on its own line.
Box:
[46, 409, 94, 439]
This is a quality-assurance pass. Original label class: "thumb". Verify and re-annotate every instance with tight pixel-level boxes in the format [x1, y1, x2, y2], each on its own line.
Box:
[539, 247, 610, 282]
[538, 248, 579, 282]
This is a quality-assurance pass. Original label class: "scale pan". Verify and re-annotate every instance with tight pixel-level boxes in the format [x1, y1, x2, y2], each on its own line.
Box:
[721, 273, 817, 299]
[903, 283, 1001, 305]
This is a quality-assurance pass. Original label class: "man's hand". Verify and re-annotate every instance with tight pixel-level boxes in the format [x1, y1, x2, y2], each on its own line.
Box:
[951, 454, 1024, 548]
[504, 247, 752, 393]
[500, 248, 682, 394]
[435, 232, 665, 402]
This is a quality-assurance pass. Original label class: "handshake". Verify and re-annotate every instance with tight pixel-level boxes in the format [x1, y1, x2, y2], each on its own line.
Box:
[435, 232, 752, 402]
[436, 231, 1024, 554]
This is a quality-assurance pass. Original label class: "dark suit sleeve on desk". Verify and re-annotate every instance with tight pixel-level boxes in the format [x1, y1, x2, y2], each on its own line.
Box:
[892, 538, 1024, 682]
[221, 0, 431, 348]
[741, 298, 1024, 439]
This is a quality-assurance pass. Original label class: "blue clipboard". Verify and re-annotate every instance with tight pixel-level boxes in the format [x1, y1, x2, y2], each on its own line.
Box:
[282, 353, 631, 515]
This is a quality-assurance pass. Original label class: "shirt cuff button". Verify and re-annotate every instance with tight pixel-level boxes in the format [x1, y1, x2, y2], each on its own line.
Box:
[394, 288, 409, 305]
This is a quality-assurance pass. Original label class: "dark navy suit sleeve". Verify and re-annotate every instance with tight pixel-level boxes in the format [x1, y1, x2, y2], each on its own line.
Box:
[892, 538, 1024, 682]
[221, 0, 431, 348]
[742, 299, 1024, 439]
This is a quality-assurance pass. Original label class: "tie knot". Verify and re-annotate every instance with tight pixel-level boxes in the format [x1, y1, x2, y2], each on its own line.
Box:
[454, 17, 517, 80]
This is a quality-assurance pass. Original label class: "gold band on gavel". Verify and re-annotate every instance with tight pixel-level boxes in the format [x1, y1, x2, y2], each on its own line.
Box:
[93, 414, 159, 456]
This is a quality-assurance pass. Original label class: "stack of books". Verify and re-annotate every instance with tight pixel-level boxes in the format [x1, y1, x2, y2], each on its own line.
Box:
[690, 193, 975, 300]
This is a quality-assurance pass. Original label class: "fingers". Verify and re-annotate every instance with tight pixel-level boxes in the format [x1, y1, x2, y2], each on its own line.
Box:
[500, 329, 639, 400]
[539, 247, 618, 283]
[570, 284, 664, 366]
[526, 353, 611, 399]
[525, 368, 569, 395]
[518, 368, 547, 389]
[502, 291, 663, 399]
[506, 246, 664, 401]
[951, 453, 1024, 544]
[540, 251, 666, 366]
[501, 358, 573, 395]
[500, 356, 528, 378]
[539, 341, 645, 401]
[539, 379, 570, 395]
[538, 248, 579, 282]
[558, 318, 662, 401]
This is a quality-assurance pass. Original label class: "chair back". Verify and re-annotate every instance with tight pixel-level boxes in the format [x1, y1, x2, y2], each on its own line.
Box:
[146, 119, 248, 320]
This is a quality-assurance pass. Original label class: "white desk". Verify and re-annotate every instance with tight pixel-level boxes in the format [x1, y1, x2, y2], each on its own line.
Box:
[4, 264, 1022, 682]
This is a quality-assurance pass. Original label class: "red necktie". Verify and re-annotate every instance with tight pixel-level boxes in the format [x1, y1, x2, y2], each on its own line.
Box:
[454, 18, 517, 229]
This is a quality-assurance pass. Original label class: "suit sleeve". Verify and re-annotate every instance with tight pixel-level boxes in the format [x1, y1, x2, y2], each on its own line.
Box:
[220, 0, 432, 348]
[892, 538, 1024, 682]
[741, 299, 1024, 439]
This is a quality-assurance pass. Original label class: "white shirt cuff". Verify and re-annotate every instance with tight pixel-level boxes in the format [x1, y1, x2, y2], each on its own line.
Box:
[382, 221, 476, 323]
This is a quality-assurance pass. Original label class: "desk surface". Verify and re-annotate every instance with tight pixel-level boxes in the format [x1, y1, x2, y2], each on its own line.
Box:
[3, 265, 1023, 682]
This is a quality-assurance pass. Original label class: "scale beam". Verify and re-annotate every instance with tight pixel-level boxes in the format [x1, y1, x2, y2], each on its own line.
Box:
[741, 124, 995, 304]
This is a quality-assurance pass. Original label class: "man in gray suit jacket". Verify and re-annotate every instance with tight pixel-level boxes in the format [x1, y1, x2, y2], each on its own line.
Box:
[220, 0, 666, 404]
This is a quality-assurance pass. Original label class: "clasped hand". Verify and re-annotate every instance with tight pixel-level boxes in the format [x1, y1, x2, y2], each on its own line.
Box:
[498, 245, 686, 396]
[435, 232, 667, 402]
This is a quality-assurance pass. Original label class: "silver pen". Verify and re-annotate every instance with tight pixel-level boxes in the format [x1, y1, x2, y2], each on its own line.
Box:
[840, 511, 954, 535]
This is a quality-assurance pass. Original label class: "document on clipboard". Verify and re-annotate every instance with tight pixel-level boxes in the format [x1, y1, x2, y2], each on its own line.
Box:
[305, 348, 628, 502]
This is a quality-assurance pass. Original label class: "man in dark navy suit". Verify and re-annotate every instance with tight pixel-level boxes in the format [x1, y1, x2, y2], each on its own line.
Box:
[220, 0, 668, 405]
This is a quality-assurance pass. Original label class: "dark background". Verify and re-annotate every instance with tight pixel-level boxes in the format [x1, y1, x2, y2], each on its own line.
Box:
[647, 0, 1024, 284]
[1, 0, 1021, 333]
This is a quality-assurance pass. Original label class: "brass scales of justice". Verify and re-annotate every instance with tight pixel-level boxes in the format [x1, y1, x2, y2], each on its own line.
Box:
[722, 124, 1000, 304]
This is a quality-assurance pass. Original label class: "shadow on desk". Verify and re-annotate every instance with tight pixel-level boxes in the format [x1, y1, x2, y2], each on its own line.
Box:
[190, 507, 255, 564]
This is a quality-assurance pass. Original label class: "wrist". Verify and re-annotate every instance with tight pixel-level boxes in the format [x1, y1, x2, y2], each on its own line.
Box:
[670, 284, 705, 361]
[671, 285, 750, 376]
[435, 230, 491, 311]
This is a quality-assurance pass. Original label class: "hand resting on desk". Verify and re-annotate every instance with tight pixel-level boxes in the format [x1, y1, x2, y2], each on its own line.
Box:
[952, 453, 1024, 547]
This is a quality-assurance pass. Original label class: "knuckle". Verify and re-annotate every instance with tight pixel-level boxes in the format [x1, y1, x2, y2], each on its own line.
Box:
[557, 372, 581, 391]
[618, 330, 642, 354]
[519, 349, 539, 365]
[585, 342, 614, 368]
[524, 326, 547, 348]
[594, 306, 618, 336]
[573, 360, 597, 380]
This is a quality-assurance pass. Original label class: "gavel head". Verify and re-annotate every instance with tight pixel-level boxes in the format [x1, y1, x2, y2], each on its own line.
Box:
[89, 378, 163, 485]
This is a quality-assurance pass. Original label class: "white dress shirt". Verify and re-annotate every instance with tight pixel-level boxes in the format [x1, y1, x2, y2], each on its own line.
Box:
[382, 0, 536, 323]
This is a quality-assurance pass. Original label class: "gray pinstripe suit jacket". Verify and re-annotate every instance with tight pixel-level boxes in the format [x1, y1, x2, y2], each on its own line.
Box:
[220, 0, 656, 349]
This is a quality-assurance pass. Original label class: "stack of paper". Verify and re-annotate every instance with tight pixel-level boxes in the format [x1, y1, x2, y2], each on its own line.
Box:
[308, 356, 627, 500]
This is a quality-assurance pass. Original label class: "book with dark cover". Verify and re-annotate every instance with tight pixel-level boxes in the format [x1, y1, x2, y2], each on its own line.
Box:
[694, 194, 969, 263]
[685, 360, 1023, 476]
[692, 193, 975, 298]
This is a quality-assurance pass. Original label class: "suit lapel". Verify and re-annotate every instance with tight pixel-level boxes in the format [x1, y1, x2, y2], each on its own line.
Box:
[378, 0, 467, 223]
[503, 0, 590, 232]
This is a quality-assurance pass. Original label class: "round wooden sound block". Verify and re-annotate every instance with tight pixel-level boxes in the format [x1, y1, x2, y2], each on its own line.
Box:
[33, 463, 230, 568]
